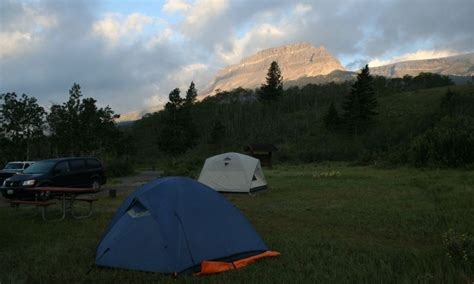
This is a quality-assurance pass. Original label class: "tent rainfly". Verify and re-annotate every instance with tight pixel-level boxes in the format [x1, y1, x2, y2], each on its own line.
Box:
[198, 152, 267, 193]
[95, 177, 279, 275]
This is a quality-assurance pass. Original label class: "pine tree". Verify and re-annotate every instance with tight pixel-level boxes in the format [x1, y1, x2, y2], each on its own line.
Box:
[323, 102, 340, 130]
[342, 64, 377, 135]
[185, 81, 197, 106]
[258, 61, 283, 102]
[158, 87, 198, 156]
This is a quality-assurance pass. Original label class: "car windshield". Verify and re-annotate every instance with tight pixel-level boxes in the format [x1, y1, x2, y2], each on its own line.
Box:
[23, 161, 56, 174]
[4, 163, 23, 170]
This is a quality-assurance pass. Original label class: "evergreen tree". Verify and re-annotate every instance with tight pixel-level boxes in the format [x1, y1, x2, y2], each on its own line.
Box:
[323, 102, 340, 130]
[258, 61, 283, 102]
[158, 88, 198, 156]
[185, 81, 198, 106]
[342, 64, 377, 135]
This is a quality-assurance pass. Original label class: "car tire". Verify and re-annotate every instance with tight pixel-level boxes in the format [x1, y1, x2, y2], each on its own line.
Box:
[91, 179, 101, 190]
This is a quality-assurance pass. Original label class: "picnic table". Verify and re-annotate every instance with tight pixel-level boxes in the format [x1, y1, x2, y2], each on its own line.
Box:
[9, 187, 100, 221]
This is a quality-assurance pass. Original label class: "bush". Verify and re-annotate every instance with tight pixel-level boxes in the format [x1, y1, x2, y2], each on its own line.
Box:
[105, 159, 135, 177]
[159, 145, 212, 178]
[443, 229, 474, 280]
[162, 159, 200, 178]
[410, 116, 474, 167]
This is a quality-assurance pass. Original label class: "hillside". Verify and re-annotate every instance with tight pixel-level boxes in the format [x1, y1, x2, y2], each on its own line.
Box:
[130, 81, 474, 168]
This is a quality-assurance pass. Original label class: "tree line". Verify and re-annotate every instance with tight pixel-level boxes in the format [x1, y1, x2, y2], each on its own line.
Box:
[135, 62, 379, 158]
[0, 83, 133, 167]
[2, 61, 469, 173]
[129, 61, 472, 173]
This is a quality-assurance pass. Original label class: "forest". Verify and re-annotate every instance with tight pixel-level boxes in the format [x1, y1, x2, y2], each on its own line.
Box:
[129, 65, 474, 175]
[1, 63, 474, 177]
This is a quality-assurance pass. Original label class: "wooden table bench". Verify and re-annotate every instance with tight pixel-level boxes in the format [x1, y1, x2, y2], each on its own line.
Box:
[9, 187, 101, 221]
[9, 200, 57, 221]
[64, 196, 99, 219]
[32, 187, 100, 220]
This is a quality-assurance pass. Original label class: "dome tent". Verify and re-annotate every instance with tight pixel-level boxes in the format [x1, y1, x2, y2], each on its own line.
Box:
[95, 177, 278, 275]
[198, 152, 267, 193]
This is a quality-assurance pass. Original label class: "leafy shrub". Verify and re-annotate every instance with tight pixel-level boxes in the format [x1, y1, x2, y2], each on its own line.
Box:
[410, 116, 474, 167]
[163, 159, 200, 178]
[105, 159, 135, 177]
[442, 229, 474, 279]
[160, 145, 210, 178]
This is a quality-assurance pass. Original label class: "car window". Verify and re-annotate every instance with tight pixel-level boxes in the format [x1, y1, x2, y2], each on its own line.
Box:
[70, 159, 86, 171]
[4, 163, 23, 170]
[23, 161, 55, 174]
[54, 161, 70, 174]
[86, 159, 101, 169]
[23, 163, 31, 169]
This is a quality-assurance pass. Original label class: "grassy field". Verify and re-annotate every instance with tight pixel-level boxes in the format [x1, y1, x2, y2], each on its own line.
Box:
[1, 163, 473, 283]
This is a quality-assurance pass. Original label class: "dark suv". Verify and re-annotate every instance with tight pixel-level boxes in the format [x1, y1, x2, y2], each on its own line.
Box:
[1, 157, 106, 199]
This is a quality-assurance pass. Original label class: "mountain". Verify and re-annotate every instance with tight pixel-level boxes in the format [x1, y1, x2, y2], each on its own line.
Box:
[117, 105, 161, 122]
[285, 70, 356, 88]
[203, 43, 345, 96]
[284, 53, 474, 87]
[370, 53, 474, 78]
[120, 45, 473, 122]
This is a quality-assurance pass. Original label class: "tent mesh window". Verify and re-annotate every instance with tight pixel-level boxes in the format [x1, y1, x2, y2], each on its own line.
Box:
[127, 201, 151, 218]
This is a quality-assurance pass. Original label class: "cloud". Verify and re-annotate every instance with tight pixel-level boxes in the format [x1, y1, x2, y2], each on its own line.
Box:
[178, 0, 230, 42]
[168, 63, 209, 92]
[215, 24, 286, 64]
[0, 0, 57, 58]
[145, 92, 169, 108]
[92, 13, 154, 44]
[145, 28, 174, 49]
[0, 0, 57, 32]
[360, 0, 474, 58]
[294, 3, 312, 15]
[1, 0, 473, 119]
[163, 0, 191, 12]
[0, 31, 33, 58]
[0, 0, 192, 115]
[369, 49, 461, 67]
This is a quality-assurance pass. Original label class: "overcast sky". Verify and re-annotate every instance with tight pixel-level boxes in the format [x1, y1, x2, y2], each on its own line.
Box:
[1, 0, 473, 117]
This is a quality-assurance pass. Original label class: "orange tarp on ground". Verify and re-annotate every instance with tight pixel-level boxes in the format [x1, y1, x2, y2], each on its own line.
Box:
[195, 251, 280, 276]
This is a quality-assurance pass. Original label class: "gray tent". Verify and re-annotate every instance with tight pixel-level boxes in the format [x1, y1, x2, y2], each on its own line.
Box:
[198, 153, 267, 193]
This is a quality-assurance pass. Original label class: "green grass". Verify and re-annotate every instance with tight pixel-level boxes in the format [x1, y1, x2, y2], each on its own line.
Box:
[1, 164, 474, 283]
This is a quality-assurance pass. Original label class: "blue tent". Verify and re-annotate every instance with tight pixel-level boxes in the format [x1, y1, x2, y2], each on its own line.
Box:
[96, 177, 278, 274]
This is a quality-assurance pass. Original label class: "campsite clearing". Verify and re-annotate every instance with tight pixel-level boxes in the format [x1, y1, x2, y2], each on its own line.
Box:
[1, 163, 473, 283]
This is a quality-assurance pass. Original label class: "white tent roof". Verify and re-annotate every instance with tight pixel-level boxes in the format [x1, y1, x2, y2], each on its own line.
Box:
[198, 152, 267, 193]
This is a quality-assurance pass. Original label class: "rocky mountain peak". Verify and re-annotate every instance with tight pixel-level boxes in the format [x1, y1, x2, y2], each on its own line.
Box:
[370, 53, 474, 78]
[204, 43, 345, 96]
